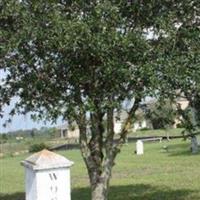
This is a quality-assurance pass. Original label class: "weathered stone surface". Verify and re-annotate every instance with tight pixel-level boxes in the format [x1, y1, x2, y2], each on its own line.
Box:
[22, 149, 74, 200]
[22, 149, 73, 170]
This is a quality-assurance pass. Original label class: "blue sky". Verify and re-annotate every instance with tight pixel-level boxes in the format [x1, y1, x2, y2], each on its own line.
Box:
[0, 112, 62, 133]
[0, 100, 62, 133]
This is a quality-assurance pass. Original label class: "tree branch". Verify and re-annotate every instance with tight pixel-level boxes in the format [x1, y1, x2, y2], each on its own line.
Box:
[114, 97, 141, 149]
[105, 106, 114, 152]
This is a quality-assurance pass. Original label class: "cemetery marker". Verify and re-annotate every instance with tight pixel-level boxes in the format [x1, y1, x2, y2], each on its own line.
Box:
[21, 149, 73, 200]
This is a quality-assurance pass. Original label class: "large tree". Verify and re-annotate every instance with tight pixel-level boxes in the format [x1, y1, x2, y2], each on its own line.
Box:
[157, 0, 200, 151]
[0, 1, 199, 199]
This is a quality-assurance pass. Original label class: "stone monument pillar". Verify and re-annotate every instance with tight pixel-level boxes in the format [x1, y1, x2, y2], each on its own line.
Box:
[21, 149, 73, 200]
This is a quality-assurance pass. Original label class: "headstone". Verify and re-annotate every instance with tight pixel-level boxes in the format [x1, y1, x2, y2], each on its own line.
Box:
[136, 140, 144, 155]
[21, 149, 74, 200]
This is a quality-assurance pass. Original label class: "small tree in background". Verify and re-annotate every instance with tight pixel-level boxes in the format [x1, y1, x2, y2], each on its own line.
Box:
[48, 127, 57, 138]
[0, 133, 8, 144]
[30, 129, 35, 138]
[177, 102, 200, 153]
[146, 100, 177, 130]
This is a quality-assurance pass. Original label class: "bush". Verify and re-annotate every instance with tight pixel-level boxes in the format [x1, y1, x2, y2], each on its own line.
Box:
[140, 128, 151, 131]
[146, 99, 176, 129]
[29, 143, 49, 153]
[176, 123, 185, 129]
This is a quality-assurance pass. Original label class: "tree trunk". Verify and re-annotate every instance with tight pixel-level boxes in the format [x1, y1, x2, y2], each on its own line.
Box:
[89, 149, 116, 200]
[78, 109, 112, 200]
[191, 135, 199, 154]
[91, 179, 108, 200]
[89, 162, 112, 200]
[77, 99, 139, 200]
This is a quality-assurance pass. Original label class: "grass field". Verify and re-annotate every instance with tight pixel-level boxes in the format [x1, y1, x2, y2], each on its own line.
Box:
[0, 135, 77, 156]
[0, 128, 184, 156]
[0, 138, 200, 200]
[128, 128, 184, 137]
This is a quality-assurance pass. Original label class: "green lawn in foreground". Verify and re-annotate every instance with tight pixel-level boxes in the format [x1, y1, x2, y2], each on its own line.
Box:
[0, 139, 200, 200]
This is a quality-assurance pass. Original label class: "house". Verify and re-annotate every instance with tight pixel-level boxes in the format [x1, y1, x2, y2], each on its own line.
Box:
[176, 97, 189, 110]
[57, 123, 80, 139]
[115, 97, 190, 132]
[114, 108, 152, 134]
[58, 98, 189, 138]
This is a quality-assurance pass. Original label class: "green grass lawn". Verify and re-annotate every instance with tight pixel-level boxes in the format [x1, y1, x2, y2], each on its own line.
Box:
[0, 135, 75, 156]
[128, 128, 184, 137]
[0, 139, 200, 200]
[0, 128, 187, 156]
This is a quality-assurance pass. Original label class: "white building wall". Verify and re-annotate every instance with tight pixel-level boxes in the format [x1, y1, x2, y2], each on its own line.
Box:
[68, 128, 80, 138]
[25, 168, 37, 200]
[22, 149, 73, 200]
[36, 168, 71, 200]
[114, 122, 122, 134]
[114, 120, 148, 134]
[134, 120, 147, 130]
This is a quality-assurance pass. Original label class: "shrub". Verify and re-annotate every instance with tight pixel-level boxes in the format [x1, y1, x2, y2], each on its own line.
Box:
[29, 143, 49, 153]
[140, 128, 151, 131]
[146, 99, 176, 129]
[176, 123, 185, 129]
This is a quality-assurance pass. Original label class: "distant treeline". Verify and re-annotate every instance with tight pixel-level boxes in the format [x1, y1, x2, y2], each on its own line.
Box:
[0, 126, 59, 138]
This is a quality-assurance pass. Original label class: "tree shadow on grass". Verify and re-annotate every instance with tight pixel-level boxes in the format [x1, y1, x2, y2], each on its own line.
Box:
[164, 143, 200, 157]
[167, 150, 200, 156]
[0, 192, 25, 200]
[72, 184, 198, 200]
[0, 184, 197, 200]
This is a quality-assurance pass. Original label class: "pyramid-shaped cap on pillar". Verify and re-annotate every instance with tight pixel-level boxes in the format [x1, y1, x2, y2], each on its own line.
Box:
[21, 149, 74, 171]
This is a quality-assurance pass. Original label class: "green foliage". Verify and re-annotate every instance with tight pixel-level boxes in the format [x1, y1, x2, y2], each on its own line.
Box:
[191, 95, 200, 127]
[0, 127, 56, 139]
[0, 133, 8, 144]
[48, 127, 57, 138]
[1, 0, 199, 121]
[179, 106, 195, 131]
[176, 123, 185, 129]
[1, 133, 8, 140]
[28, 143, 49, 153]
[0, 0, 199, 134]
[30, 130, 35, 138]
[139, 127, 151, 131]
[146, 100, 177, 129]
[178, 105, 200, 137]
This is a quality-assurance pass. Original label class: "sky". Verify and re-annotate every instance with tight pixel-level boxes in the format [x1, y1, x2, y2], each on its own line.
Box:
[0, 109, 62, 133]
[0, 99, 63, 133]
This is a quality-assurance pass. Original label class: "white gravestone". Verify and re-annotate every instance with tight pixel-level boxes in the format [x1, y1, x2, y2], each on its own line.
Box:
[136, 140, 144, 155]
[21, 149, 74, 200]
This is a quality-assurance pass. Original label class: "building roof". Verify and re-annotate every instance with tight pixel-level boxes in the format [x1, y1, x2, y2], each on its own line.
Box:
[21, 149, 73, 171]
